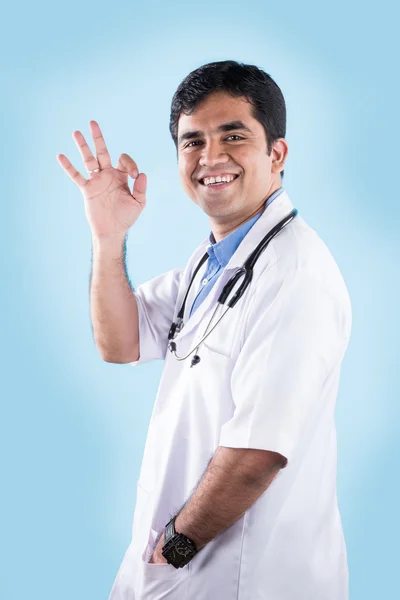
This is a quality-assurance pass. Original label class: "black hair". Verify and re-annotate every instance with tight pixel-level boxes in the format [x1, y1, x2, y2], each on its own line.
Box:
[169, 60, 287, 179]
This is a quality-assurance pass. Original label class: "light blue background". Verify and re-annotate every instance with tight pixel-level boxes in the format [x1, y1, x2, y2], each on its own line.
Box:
[2, 1, 399, 598]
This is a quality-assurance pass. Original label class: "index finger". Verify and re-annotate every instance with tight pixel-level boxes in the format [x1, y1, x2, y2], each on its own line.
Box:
[89, 120, 112, 170]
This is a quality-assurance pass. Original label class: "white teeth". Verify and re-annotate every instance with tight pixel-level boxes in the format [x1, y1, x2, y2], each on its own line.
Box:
[203, 175, 237, 186]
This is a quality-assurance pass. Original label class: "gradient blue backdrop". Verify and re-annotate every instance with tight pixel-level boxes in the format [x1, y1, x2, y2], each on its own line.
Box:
[2, 1, 399, 598]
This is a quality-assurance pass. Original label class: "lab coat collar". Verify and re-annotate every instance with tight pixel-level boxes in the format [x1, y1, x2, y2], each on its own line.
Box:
[223, 188, 294, 270]
[176, 189, 295, 342]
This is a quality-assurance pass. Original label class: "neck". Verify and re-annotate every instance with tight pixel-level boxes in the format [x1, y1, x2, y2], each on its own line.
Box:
[211, 183, 281, 243]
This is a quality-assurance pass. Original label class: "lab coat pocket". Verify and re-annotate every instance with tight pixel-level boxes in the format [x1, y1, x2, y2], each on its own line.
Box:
[188, 342, 235, 439]
[137, 527, 190, 599]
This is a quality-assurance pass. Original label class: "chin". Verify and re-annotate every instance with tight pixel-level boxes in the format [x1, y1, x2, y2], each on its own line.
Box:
[201, 199, 236, 218]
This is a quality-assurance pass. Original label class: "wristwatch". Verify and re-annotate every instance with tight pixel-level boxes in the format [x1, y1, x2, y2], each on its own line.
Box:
[162, 516, 198, 568]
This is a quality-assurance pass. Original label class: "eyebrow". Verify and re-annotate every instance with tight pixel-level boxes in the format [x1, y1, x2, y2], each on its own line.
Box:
[178, 120, 253, 146]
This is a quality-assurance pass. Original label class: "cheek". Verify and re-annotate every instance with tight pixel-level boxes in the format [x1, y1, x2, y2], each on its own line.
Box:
[245, 157, 270, 183]
[178, 161, 194, 187]
[179, 169, 198, 200]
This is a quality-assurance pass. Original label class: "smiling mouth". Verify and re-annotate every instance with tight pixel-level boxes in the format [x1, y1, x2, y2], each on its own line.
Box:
[199, 174, 240, 189]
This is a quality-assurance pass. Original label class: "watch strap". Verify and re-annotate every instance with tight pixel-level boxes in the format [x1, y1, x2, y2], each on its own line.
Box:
[165, 516, 177, 543]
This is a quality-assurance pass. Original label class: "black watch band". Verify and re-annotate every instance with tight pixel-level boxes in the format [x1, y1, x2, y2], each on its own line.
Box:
[161, 516, 198, 569]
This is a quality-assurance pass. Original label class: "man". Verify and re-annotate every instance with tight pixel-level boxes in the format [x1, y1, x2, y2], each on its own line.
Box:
[57, 60, 352, 599]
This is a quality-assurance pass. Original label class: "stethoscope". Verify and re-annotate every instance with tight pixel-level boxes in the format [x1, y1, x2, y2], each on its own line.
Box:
[168, 208, 298, 368]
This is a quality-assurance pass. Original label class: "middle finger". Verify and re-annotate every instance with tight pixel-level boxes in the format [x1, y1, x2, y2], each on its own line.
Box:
[72, 130, 101, 173]
[89, 120, 112, 170]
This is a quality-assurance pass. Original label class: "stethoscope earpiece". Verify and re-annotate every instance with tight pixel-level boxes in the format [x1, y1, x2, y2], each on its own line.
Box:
[190, 355, 201, 368]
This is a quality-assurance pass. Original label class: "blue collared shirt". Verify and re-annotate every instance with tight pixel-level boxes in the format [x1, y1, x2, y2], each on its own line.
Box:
[189, 187, 285, 317]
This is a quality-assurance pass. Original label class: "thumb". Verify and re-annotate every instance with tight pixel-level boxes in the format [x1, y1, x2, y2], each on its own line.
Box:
[132, 172, 147, 197]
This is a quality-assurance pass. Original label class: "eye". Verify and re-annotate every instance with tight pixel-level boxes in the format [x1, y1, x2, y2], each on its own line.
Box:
[185, 135, 243, 148]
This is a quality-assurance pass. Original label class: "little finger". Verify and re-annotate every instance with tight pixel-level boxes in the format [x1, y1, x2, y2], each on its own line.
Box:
[56, 153, 88, 188]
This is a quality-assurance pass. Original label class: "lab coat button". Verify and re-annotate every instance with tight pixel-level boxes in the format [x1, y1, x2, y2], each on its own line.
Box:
[202, 278, 208, 285]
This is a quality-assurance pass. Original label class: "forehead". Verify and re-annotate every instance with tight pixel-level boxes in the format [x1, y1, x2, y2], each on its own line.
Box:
[177, 92, 259, 138]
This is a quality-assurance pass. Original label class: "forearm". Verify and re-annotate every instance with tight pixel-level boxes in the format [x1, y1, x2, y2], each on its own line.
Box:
[172, 446, 283, 551]
[90, 233, 139, 362]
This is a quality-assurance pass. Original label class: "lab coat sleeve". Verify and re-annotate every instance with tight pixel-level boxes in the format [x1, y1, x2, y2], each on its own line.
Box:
[130, 267, 183, 367]
[218, 270, 351, 464]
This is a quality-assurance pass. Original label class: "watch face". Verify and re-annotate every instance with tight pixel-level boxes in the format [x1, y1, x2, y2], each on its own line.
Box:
[175, 539, 192, 557]
[163, 535, 195, 567]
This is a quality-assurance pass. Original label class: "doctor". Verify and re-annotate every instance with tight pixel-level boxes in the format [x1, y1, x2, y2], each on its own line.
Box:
[58, 60, 352, 599]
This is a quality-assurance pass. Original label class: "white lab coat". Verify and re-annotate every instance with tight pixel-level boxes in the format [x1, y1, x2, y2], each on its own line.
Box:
[108, 189, 352, 600]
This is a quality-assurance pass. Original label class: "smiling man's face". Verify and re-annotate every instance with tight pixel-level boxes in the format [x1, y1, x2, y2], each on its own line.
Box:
[177, 90, 288, 241]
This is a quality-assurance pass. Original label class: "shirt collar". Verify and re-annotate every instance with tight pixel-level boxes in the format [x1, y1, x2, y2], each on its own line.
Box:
[206, 187, 285, 268]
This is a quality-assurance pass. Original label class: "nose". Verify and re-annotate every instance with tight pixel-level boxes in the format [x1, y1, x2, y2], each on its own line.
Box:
[198, 139, 230, 167]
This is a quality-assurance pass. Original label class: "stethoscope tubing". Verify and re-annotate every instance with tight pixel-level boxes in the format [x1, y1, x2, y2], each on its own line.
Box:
[168, 208, 298, 365]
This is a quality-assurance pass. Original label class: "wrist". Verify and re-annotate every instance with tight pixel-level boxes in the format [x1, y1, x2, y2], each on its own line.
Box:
[174, 514, 204, 550]
[91, 232, 127, 257]
[161, 516, 199, 569]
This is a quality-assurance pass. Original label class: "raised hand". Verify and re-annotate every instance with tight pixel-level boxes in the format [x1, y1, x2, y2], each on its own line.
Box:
[57, 120, 147, 238]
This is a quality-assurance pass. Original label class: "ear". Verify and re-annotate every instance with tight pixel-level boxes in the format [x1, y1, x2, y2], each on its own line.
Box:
[271, 138, 289, 174]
